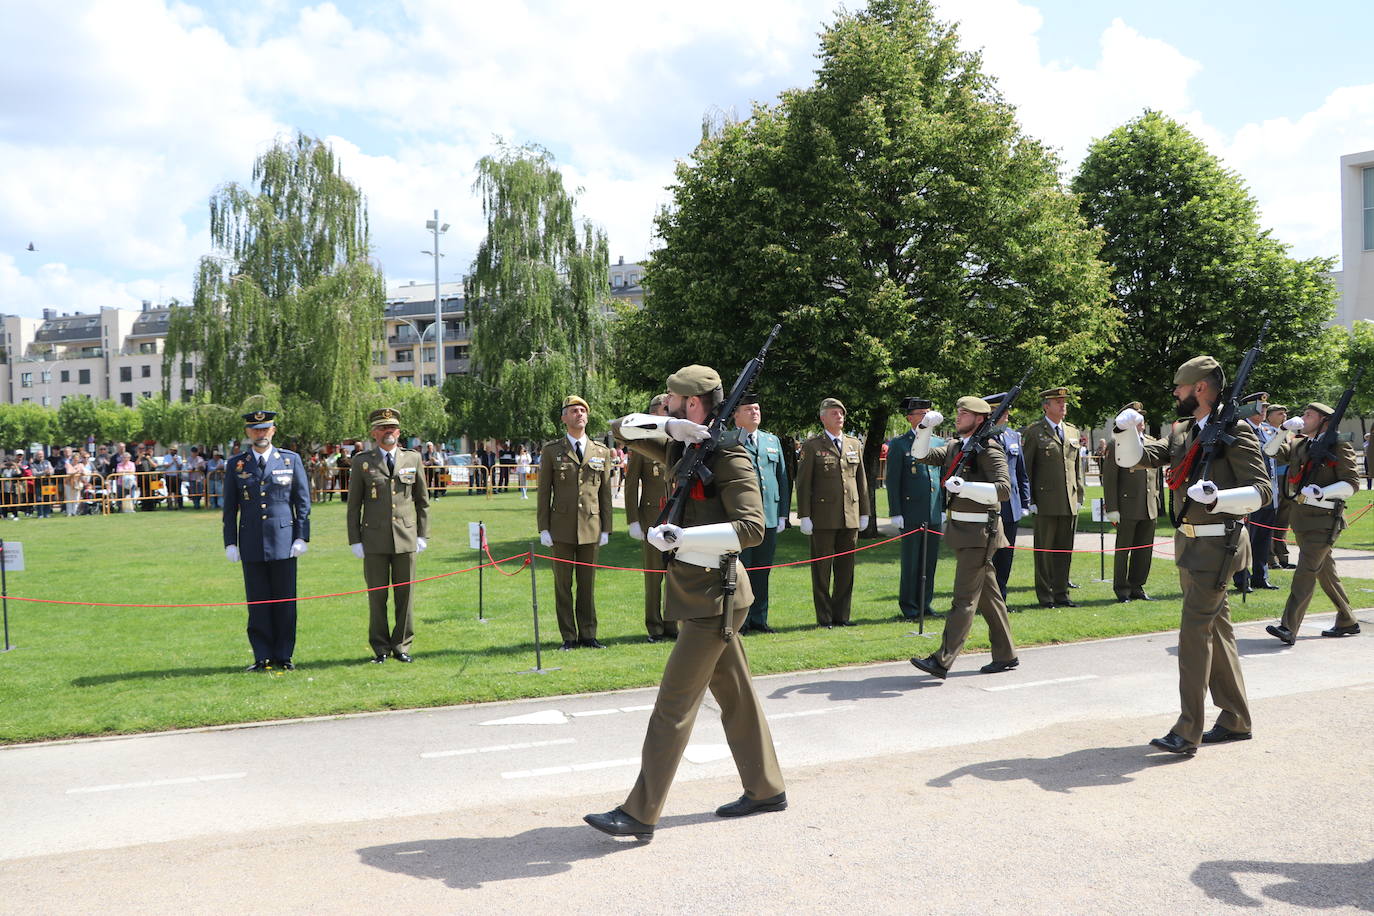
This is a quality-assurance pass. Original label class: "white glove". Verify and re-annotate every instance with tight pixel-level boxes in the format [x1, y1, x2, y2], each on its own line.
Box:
[664, 419, 710, 443]
[416, 537, 427, 553]
[599, 532, 609, 547]
[1301, 484, 1323, 500]
[776, 519, 786, 533]
[225, 545, 240, 562]
[539, 530, 553, 548]
[350, 543, 365, 559]
[890, 514, 904, 530]
[1282, 417, 1303, 431]
[799, 517, 814, 536]
[919, 410, 943, 429]
[1018, 507, 1030, 520]
[1025, 504, 1037, 515]
[1115, 408, 1143, 430]
[647, 523, 682, 552]
[859, 515, 869, 529]
[1186, 479, 1218, 506]
[1105, 510, 1121, 524]
[628, 521, 644, 541]
[290, 539, 307, 557]
[944, 475, 965, 494]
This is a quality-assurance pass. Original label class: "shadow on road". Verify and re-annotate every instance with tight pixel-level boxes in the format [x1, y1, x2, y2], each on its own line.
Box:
[926, 744, 1190, 793]
[357, 813, 717, 889]
[769, 675, 942, 701]
[1190, 857, 1374, 910]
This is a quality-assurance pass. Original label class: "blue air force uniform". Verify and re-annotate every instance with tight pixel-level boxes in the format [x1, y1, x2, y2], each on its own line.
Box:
[886, 417, 945, 618]
[739, 423, 791, 630]
[222, 412, 312, 666]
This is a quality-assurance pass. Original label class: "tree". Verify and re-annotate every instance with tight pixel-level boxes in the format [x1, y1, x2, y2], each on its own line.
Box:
[56, 396, 101, 445]
[370, 380, 450, 445]
[1072, 111, 1340, 432]
[94, 400, 141, 445]
[614, 0, 1115, 530]
[1336, 320, 1374, 436]
[164, 132, 385, 442]
[449, 142, 613, 443]
[0, 403, 56, 449]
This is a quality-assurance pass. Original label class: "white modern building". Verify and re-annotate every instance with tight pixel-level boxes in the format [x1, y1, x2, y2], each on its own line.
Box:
[1337, 148, 1374, 326]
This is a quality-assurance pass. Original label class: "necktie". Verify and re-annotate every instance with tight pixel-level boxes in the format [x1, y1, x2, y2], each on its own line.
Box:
[575, 441, 583, 463]
[746, 433, 756, 449]
[832, 436, 842, 452]
[257, 454, 265, 472]
[386, 452, 395, 475]
[1055, 425, 1063, 443]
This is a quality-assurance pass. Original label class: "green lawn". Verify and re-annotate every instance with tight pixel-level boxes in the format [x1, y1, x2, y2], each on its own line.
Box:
[1, 486, 1371, 744]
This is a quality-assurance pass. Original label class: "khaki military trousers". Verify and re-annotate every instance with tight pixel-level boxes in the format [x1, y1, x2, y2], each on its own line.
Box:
[934, 545, 1017, 670]
[1281, 529, 1357, 633]
[365, 551, 416, 656]
[1271, 501, 1293, 564]
[622, 605, 784, 825]
[641, 541, 676, 638]
[1032, 513, 1077, 604]
[1112, 517, 1155, 599]
[552, 541, 599, 642]
[1173, 567, 1251, 745]
[810, 527, 857, 625]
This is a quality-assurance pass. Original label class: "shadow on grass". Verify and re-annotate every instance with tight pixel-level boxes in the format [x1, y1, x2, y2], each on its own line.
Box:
[1190, 857, 1374, 910]
[927, 744, 1192, 794]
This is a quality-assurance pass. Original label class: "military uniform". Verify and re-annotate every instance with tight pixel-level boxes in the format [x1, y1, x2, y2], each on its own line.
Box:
[738, 417, 790, 631]
[1021, 388, 1085, 607]
[222, 410, 311, 668]
[347, 408, 431, 661]
[885, 400, 944, 619]
[1102, 403, 1160, 602]
[796, 401, 868, 626]
[624, 439, 675, 640]
[536, 401, 614, 646]
[1265, 405, 1362, 640]
[1115, 357, 1271, 752]
[909, 397, 1017, 676]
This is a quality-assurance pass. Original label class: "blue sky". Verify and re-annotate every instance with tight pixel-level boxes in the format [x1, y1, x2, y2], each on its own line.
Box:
[2, 0, 1372, 319]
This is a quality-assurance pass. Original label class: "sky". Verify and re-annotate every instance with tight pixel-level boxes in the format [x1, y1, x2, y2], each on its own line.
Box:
[2, 0, 1372, 320]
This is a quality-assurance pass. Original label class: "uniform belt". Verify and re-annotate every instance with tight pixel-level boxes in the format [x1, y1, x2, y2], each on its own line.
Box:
[1296, 494, 1339, 510]
[949, 510, 995, 523]
[1178, 523, 1226, 538]
[672, 550, 721, 571]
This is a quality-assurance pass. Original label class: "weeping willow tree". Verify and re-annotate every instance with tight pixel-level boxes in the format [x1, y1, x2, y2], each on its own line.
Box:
[164, 132, 385, 443]
[448, 141, 612, 442]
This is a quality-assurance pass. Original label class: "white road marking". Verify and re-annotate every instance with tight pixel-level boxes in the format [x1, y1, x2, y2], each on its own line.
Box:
[570, 708, 621, 717]
[502, 758, 639, 779]
[68, 772, 246, 795]
[683, 744, 732, 764]
[770, 706, 856, 720]
[420, 738, 576, 759]
[619, 705, 655, 712]
[479, 709, 568, 726]
[982, 675, 1098, 692]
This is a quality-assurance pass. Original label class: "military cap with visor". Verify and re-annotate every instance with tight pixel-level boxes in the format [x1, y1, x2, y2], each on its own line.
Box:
[368, 407, 402, 429]
[242, 410, 278, 429]
[899, 397, 932, 412]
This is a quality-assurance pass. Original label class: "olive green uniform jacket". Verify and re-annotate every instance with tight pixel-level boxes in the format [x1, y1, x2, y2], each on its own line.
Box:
[536, 437, 614, 544]
[795, 432, 868, 529]
[346, 447, 431, 552]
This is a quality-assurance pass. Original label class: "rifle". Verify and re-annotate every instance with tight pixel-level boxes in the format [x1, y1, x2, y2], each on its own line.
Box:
[941, 368, 1032, 486]
[1293, 364, 1364, 543]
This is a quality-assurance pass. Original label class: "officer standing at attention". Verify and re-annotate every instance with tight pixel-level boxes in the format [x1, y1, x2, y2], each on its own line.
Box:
[907, 396, 1019, 679]
[733, 392, 790, 634]
[1021, 386, 1085, 607]
[347, 408, 430, 664]
[796, 398, 869, 628]
[1262, 402, 1362, 644]
[1112, 356, 1270, 755]
[624, 393, 676, 643]
[1102, 401, 1160, 602]
[983, 392, 1033, 607]
[584, 364, 784, 840]
[537, 395, 614, 650]
[885, 397, 944, 621]
[223, 410, 311, 671]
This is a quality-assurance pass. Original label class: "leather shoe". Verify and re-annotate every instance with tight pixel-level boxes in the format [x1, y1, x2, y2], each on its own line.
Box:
[581, 638, 607, 649]
[646, 635, 662, 643]
[1281, 562, 1297, 570]
[1116, 595, 1132, 603]
[1201, 724, 1252, 744]
[839, 620, 858, 627]
[1255, 581, 1280, 590]
[921, 609, 945, 620]
[1321, 624, 1361, 638]
[392, 652, 414, 663]
[369, 654, 386, 664]
[558, 640, 579, 651]
[817, 624, 833, 630]
[1068, 581, 1080, 589]
[583, 807, 654, 840]
[1038, 601, 1057, 609]
[715, 792, 787, 818]
[1057, 599, 1079, 608]
[1149, 732, 1197, 757]
[910, 655, 948, 680]
[276, 659, 295, 671]
[979, 658, 1019, 674]
[245, 660, 270, 672]
[1130, 591, 1152, 601]
[751, 623, 778, 634]
[1265, 624, 1295, 646]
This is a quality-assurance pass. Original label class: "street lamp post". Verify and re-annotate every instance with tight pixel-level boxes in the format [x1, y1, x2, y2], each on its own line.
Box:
[423, 210, 450, 385]
[391, 317, 433, 386]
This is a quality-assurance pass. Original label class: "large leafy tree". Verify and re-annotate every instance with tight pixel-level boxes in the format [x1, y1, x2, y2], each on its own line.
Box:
[613, 0, 1115, 528]
[164, 132, 385, 443]
[1072, 111, 1339, 432]
[447, 142, 613, 444]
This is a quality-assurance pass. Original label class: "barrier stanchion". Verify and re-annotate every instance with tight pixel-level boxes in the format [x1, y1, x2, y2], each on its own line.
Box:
[1, 538, 13, 652]
[522, 540, 558, 675]
[478, 520, 486, 622]
[905, 523, 934, 640]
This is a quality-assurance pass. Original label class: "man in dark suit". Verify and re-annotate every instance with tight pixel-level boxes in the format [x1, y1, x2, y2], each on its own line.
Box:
[983, 392, 1032, 607]
[222, 410, 312, 671]
[885, 396, 944, 620]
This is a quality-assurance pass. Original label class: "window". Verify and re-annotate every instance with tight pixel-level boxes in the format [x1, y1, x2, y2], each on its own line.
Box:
[452, 345, 469, 360]
[60, 370, 70, 383]
[422, 347, 434, 361]
[395, 349, 413, 363]
[143, 391, 152, 399]
[20, 372, 32, 387]
[41, 396, 50, 406]
[422, 373, 437, 387]
[398, 375, 414, 386]
[139, 341, 157, 354]
[181, 361, 193, 377]
[120, 393, 133, 407]
[612, 273, 623, 287]
[120, 366, 132, 382]
[1364, 166, 1374, 251]
[142, 364, 152, 378]
[79, 369, 91, 385]
[40, 370, 51, 384]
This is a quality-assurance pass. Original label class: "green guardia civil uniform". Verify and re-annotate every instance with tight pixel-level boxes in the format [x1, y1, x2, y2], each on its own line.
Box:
[795, 410, 868, 626]
[346, 409, 431, 657]
[610, 365, 784, 825]
[624, 446, 675, 639]
[739, 427, 790, 629]
[1102, 411, 1161, 601]
[1021, 390, 1085, 606]
[886, 427, 945, 618]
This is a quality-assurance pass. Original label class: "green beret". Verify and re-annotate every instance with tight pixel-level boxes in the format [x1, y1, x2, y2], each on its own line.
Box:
[368, 407, 401, 429]
[1039, 386, 1070, 400]
[819, 397, 846, 412]
[957, 396, 992, 415]
[1173, 356, 1221, 385]
[1265, 404, 1287, 415]
[666, 365, 722, 398]
[560, 395, 589, 412]
[1305, 401, 1335, 418]
[648, 393, 669, 411]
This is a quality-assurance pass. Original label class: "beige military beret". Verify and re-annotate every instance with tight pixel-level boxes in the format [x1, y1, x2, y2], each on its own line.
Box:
[648, 393, 669, 411]
[819, 397, 846, 412]
[561, 395, 590, 412]
[1173, 355, 1221, 385]
[666, 365, 722, 398]
[1265, 404, 1288, 415]
[368, 407, 401, 429]
[1120, 401, 1144, 413]
[1305, 401, 1335, 417]
[957, 395, 992, 415]
[1039, 386, 1070, 400]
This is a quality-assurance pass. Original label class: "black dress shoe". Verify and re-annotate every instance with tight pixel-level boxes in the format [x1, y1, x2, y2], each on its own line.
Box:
[245, 660, 270, 672]
[910, 655, 948, 680]
[1130, 591, 1153, 601]
[277, 659, 295, 670]
[646, 635, 662, 643]
[369, 654, 387, 664]
[580, 638, 607, 649]
[1201, 724, 1252, 744]
[583, 807, 654, 840]
[1149, 732, 1197, 756]
[1255, 581, 1280, 590]
[817, 624, 833, 630]
[922, 609, 946, 620]
[751, 623, 777, 634]
[735, 625, 752, 636]
[1067, 581, 1080, 589]
[1235, 585, 1254, 595]
[1281, 562, 1297, 570]
[979, 658, 1019, 674]
[1321, 624, 1361, 637]
[558, 640, 579, 651]
[1057, 599, 1079, 608]
[392, 652, 414, 663]
[1116, 596, 1132, 603]
[838, 620, 858, 627]
[1265, 624, 1295, 646]
[715, 792, 788, 818]
[663, 632, 678, 640]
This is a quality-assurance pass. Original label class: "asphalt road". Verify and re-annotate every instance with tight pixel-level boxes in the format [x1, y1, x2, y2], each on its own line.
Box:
[2, 609, 1371, 914]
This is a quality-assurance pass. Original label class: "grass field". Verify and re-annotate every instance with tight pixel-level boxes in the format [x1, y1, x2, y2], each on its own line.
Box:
[2, 486, 1371, 744]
